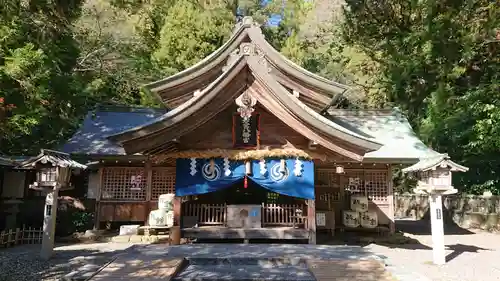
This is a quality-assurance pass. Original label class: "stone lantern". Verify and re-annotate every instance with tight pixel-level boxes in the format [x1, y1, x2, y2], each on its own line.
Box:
[19, 149, 87, 260]
[403, 154, 468, 265]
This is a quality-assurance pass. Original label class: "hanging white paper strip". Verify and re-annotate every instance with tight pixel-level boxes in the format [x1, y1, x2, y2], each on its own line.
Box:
[259, 159, 267, 175]
[223, 157, 231, 176]
[190, 158, 197, 176]
[294, 158, 303, 176]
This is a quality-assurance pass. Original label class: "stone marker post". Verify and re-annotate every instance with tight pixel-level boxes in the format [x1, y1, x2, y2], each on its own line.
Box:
[428, 193, 448, 265]
[41, 186, 59, 260]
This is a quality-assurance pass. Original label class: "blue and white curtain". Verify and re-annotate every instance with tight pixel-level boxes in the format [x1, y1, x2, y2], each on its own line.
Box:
[175, 158, 315, 200]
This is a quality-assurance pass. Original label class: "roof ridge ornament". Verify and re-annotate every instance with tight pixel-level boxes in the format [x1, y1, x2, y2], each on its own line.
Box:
[233, 16, 260, 33]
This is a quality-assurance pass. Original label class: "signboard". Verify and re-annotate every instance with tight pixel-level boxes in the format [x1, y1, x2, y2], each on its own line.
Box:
[316, 212, 326, 226]
[232, 113, 260, 148]
[436, 208, 442, 220]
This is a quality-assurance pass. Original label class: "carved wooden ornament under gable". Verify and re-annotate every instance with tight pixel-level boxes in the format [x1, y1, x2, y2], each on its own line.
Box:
[223, 42, 271, 73]
[233, 91, 260, 147]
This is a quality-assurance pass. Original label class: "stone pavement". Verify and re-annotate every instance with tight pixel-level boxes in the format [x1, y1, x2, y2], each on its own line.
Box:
[308, 260, 397, 281]
[90, 256, 183, 281]
[87, 244, 402, 281]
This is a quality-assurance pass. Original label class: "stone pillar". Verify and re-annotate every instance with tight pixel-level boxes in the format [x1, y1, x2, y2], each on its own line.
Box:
[41, 186, 59, 260]
[430, 194, 446, 265]
[307, 199, 316, 244]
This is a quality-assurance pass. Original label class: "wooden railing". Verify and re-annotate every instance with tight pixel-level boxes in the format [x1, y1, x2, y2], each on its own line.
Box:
[0, 226, 43, 248]
[262, 203, 306, 226]
[182, 203, 227, 225]
[182, 202, 306, 227]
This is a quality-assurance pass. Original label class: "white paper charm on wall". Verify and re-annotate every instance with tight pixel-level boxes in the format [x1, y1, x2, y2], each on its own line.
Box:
[223, 157, 231, 176]
[190, 158, 197, 176]
[294, 158, 303, 176]
[259, 159, 267, 175]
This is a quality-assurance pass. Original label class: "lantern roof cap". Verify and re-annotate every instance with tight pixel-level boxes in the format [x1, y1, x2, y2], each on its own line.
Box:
[19, 149, 87, 169]
[402, 153, 468, 173]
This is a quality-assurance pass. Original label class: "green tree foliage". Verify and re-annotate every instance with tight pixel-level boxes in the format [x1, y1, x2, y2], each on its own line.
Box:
[152, 0, 235, 75]
[0, 0, 85, 154]
[343, 0, 500, 193]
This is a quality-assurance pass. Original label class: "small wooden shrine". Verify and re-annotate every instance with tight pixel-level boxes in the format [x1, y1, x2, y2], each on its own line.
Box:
[59, 17, 465, 244]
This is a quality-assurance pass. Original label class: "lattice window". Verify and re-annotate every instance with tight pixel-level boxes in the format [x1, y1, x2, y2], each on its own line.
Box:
[101, 167, 146, 201]
[151, 168, 176, 200]
[365, 171, 388, 202]
[315, 169, 342, 201]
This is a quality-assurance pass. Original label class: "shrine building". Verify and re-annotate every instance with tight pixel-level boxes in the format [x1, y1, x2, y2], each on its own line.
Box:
[59, 17, 446, 243]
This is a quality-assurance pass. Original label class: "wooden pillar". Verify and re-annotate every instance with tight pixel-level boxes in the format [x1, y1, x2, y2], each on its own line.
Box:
[173, 196, 182, 226]
[387, 165, 396, 234]
[145, 160, 153, 225]
[307, 199, 316, 244]
[93, 167, 103, 230]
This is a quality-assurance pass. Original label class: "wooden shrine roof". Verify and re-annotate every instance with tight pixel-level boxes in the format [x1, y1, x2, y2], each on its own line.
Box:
[0, 156, 16, 167]
[61, 106, 440, 164]
[19, 149, 87, 169]
[326, 108, 440, 162]
[108, 55, 382, 161]
[58, 17, 445, 164]
[145, 16, 348, 111]
[402, 154, 468, 173]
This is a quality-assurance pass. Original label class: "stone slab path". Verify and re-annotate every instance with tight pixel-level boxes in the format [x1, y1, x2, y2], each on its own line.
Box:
[90, 256, 183, 281]
[308, 260, 397, 281]
[88, 244, 401, 281]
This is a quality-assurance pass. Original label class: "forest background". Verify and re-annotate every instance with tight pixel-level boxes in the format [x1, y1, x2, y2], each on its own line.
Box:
[0, 0, 498, 194]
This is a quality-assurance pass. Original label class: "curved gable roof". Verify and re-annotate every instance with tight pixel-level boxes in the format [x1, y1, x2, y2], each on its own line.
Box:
[110, 55, 382, 161]
[146, 17, 348, 110]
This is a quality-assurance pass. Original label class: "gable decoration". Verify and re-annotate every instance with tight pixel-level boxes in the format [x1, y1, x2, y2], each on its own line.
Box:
[233, 91, 260, 148]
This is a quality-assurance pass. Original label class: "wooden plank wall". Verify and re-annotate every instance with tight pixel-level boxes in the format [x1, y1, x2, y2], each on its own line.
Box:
[180, 104, 310, 150]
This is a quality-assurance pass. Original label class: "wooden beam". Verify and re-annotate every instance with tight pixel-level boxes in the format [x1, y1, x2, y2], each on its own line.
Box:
[307, 199, 316, 244]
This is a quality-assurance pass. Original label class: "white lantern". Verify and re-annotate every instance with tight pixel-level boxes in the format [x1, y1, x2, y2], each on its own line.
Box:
[335, 166, 344, 174]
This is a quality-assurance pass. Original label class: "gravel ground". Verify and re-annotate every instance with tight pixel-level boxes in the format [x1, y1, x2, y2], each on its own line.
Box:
[0, 228, 497, 281]
[0, 243, 133, 281]
[365, 230, 500, 281]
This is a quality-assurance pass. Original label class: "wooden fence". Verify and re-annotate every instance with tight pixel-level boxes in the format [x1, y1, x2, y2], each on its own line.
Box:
[183, 203, 227, 225]
[182, 203, 307, 227]
[0, 226, 43, 248]
[262, 203, 305, 226]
